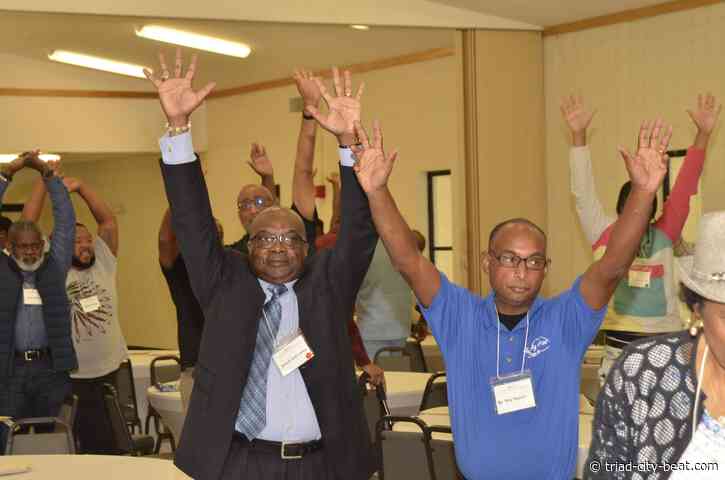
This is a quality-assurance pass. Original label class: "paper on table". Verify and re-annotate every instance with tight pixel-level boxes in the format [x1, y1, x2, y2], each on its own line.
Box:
[0, 463, 31, 476]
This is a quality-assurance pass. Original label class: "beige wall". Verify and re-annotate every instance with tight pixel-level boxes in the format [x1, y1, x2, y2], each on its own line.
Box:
[544, 3, 725, 294]
[471, 30, 547, 295]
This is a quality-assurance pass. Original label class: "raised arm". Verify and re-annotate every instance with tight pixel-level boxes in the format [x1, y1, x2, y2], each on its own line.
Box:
[561, 95, 613, 244]
[352, 121, 440, 308]
[0, 154, 27, 205]
[158, 208, 179, 269]
[290, 69, 322, 220]
[247, 143, 277, 202]
[307, 68, 377, 304]
[580, 120, 672, 310]
[144, 49, 220, 307]
[63, 177, 118, 256]
[20, 178, 47, 223]
[655, 93, 720, 241]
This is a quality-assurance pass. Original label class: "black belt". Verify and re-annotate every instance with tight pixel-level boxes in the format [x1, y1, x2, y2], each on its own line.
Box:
[605, 331, 660, 348]
[15, 348, 50, 362]
[233, 434, 323, 460]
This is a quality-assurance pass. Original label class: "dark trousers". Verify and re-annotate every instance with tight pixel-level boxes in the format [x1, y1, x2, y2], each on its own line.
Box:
[220, 437, 333, 480]
[72, 369, 118, 454]
[0, 356, 71, 454]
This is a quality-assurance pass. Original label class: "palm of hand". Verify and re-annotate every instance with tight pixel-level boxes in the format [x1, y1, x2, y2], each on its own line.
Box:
[159, 78, 202, 119]
[630, 147, 666, 192]
[354, 148, 387, 193]
[324, 98, 360, 135]
[691, 109, 717, 133]
[566, 108, 593, 132]
[250, 155, 273, 176]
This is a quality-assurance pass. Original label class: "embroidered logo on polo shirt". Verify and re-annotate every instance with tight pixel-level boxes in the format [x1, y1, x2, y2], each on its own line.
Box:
[525, 336, 551, 358]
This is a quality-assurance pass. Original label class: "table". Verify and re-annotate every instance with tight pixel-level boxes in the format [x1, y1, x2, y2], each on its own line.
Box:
[384, 371, 433, 416]
[0, 455, 190, 479]
[147, 382, 185, 442]
[578, 414, 594, 479]
[127, 350, 180, 431]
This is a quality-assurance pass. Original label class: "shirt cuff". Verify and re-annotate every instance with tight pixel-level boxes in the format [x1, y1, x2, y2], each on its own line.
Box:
[338, 147, 356, 167]
[159, 132, 196, 165]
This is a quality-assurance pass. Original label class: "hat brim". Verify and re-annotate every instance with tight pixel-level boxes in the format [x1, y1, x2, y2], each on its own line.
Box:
[677, 256, 725, 304]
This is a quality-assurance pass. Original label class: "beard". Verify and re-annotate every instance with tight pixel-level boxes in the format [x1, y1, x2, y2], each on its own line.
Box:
[72, 254, 96, 270]
[14, 255, 44, 272]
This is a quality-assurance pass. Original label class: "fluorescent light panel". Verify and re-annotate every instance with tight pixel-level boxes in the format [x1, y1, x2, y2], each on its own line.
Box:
[136, 25, 251, 58]
[350, 25, 370, 31]
[48, 50, 148, 79]
[0, 154, 61, 164]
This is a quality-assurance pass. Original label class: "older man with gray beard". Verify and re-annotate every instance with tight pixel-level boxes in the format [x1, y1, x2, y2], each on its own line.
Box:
[0, 151, 76, 454]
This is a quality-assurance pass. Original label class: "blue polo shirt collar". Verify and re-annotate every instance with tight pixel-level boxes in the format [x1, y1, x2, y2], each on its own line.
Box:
[480, 294, 546, 331]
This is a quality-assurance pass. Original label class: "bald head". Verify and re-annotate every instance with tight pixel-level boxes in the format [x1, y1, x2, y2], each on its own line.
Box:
[489, 218, 547, 251]
[237, 184, 276, 232]
[249, 207, 306, 240]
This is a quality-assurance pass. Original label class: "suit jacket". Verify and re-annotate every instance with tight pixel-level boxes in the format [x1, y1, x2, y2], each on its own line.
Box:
[160, 159, 378, 480]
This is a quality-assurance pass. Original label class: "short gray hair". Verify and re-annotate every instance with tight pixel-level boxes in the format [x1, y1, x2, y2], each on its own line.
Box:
[8, 220, 43, 244]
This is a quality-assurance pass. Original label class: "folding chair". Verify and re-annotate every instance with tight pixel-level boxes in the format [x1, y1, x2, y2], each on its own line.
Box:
[376, 416, 436, 480]
[146, 355, 181, 454]
[419, 372, 448, 413]
[4, 417, 75, 455]
[113, 359, 142, 434]
[373, 347, 413, 372]
[428, 425, 460, 480]
[405, 338, 429, 372]
[103, 384, 154, 456]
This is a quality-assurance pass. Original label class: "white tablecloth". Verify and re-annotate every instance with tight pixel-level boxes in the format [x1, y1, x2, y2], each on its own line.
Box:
[127, 350, 180, 430]
[385, 371, 433, 416]
[0, 455, 190, 479]
[147, 383, 185, 442]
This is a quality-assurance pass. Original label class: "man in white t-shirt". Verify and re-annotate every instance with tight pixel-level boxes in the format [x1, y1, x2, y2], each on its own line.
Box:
[23, 176, 128, 453]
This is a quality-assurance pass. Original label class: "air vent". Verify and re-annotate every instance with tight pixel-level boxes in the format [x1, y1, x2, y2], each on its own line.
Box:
[289, 96, 305, 113]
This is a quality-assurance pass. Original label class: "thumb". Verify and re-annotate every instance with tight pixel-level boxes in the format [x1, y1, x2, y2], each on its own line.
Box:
[305, 105, 322, 122]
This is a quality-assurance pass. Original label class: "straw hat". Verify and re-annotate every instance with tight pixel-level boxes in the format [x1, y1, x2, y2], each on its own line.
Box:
[677, 211, 725, 304]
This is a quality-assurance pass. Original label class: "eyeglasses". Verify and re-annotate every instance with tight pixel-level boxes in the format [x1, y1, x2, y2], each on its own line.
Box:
[250, 232, 307, 248]
[488, 251, 549, 271]
[12, 242, 43, 253]
[237, 196, 273, 212]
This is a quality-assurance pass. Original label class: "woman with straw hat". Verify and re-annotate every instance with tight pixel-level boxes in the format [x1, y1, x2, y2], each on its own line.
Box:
[585, 212, 725, 479]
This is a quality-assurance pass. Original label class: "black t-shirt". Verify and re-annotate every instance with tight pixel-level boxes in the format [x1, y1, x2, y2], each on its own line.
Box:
[227, 204, 319, 256]
[498, 312, 527, 331]
[161, 256, 204, 370]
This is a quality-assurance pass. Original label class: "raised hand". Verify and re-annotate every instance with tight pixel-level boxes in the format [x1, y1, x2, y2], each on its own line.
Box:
[293, 68, 322, 108]
[687, 93, 721, 135]
[351, 121, 397, 194]
[326, 172, 340, 189]
[21, 150, 48, 174]
[143, 48, 216, 127]
[306, 67, 364, 143]
[247, 143, 274, 177]
[619, 120, 672, 194]
[62, 177, 82, 193]
[561, 95, 595, 146]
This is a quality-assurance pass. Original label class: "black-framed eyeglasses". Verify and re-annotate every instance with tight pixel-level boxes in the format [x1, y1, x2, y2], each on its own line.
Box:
[250, 232, 307, 248]
[488, 250, 549, 271]
[237, 196, 273, 212]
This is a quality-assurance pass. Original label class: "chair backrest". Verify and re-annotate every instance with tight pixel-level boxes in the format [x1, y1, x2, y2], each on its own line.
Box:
[405, 338, 429, 372]
[357, 372, 391, 445]
[376, 416, 436, 480]
[419, 372, 448, 413]
[149, 355, 182, 387]
[58, 394, 78, 435]
[373, 347, 413, 372]
[113, 359, 141, 430]
[103, 383, 136, 455]
[8, 417, 75, 455]
[428, 426, 459, 480]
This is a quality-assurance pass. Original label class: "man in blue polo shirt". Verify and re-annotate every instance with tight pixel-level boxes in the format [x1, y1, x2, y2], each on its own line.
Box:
[353, 118, 672, 478]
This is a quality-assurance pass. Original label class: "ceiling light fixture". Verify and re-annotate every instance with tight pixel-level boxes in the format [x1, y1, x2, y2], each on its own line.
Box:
[48, 50, 148, 79]
[136, 25, 251, 58]
[0, 153, 61, 164]
[350, 25, 370, 31]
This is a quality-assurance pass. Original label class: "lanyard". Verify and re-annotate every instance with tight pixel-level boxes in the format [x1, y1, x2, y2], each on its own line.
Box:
[495, 306, 530, 380]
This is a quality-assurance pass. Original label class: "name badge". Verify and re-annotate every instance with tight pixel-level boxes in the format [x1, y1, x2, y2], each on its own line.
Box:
[628, 268, 651, 288]
[79, 295, 101, 313]
[23, 289, 43, 306]
[490, 371, 536, 415]
[272, 329, 314, 376]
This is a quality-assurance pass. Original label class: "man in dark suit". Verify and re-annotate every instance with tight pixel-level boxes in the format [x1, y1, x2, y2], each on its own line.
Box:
[145, 50, 377, 480]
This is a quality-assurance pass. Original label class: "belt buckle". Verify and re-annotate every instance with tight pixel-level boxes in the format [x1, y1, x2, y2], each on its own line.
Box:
[280, 441, 303, 460]
[24, 351, 34, 361]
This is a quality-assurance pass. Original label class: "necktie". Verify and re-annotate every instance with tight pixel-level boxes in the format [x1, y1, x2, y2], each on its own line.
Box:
[235, 283, 288, 440]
